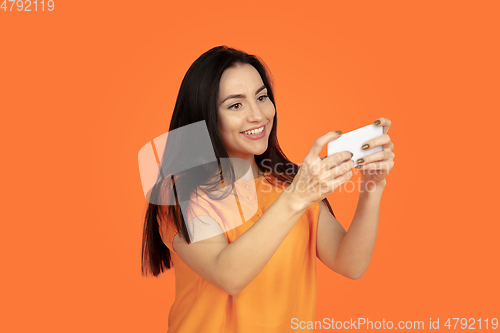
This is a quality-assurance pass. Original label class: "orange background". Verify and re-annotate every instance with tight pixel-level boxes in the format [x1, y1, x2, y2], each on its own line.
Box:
[1, 1, 499, 332]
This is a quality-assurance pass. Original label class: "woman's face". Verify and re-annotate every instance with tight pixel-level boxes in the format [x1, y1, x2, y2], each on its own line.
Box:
[217, 63, 275, 162]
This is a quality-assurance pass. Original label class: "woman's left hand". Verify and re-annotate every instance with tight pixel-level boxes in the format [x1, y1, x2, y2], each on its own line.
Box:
[355, 117, 395, 188]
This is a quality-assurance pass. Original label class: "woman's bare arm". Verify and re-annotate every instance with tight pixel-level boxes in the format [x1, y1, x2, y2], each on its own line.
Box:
[173, 190, 306, 296]
[316, 181, 385, 279]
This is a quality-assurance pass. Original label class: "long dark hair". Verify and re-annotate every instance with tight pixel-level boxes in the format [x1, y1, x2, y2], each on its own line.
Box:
[141, 45, 336, 276]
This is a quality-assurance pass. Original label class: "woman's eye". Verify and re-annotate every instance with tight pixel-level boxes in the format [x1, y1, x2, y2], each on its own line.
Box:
[228, 95, 267, 110]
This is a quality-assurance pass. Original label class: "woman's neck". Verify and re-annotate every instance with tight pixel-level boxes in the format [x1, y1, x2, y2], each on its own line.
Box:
[228, 154, 261, 179]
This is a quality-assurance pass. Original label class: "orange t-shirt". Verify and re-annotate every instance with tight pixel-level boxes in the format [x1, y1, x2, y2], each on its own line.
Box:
[159, 174, 321, 333]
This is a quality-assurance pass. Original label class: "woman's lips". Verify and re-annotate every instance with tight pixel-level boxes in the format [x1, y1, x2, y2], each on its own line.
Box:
[240, 125, 266, 140]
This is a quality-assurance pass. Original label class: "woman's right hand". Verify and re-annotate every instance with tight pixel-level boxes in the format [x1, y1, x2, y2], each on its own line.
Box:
[284, 131, 355, 211]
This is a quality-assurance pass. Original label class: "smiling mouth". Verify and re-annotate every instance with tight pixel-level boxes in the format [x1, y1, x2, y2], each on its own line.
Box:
[240, 125, 265, 135]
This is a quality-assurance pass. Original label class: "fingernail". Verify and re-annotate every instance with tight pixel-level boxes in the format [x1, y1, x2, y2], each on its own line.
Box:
[355, 165, 362, 169]
[362, 144, 370, 150]
[350, 152, 353, 158]
[374, 120, 381, 126]
[357, 158, 364, 164]
[335, 130, 342, 135]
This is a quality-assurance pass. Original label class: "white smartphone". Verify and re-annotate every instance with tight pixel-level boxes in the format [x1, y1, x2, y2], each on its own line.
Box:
[327, 123, 383, 167]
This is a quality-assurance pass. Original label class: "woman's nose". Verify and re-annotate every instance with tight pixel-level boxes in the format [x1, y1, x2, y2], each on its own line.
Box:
[247, 102, 264, 122]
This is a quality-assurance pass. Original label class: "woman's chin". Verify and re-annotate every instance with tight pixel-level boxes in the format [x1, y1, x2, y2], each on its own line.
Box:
[229, 140, 269, 158]
[251, 143, 268, 155]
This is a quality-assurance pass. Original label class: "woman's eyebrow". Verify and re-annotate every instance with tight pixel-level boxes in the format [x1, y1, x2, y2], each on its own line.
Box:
[220, 85, 267, 105]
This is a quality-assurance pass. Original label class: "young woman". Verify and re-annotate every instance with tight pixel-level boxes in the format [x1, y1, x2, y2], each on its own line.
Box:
[141, 45, 395, 332]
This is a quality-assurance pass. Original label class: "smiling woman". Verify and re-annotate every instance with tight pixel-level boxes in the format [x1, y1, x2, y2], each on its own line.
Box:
[217, 63, 276, 174]
[141, 45, 394, 333]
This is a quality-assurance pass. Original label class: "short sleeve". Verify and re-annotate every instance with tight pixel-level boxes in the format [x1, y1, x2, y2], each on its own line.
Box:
[181, 192, 226, 243]
[184, 192, 224, 227]
[158, 190, 228, 253]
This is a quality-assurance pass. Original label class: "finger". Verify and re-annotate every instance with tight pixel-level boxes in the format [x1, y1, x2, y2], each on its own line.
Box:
[318, 159, 354, 182]
[355, 150, 394, 166]
[328, 169, 354, 191]
[374, 117, 391, 135]
[330, 158, 355, 179]
[361, 134, 391, 151]
[305, 151, 352, 177]
[321, 151, 353, 168]
[304, 130, 342, 164]
[357, 160, 394, 173]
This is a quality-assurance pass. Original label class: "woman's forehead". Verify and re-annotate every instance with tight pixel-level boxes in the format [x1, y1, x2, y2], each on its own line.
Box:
[219, 65, 264, 96]
[221, 65, 262, 86]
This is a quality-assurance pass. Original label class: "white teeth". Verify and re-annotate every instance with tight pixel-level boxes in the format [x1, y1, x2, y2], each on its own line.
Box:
[243, 126, 264, 135]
